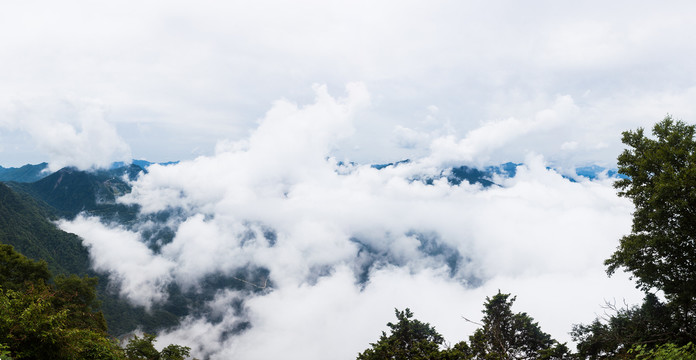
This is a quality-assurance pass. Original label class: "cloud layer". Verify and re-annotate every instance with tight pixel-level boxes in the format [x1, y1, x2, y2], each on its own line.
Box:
[58, 85, 643, 359]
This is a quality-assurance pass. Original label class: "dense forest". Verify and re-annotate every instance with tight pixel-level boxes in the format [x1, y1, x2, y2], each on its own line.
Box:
[1, 116, 696, 359]
[0, 243, 191, 359]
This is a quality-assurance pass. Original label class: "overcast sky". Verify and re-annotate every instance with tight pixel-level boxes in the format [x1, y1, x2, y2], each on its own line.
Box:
[1, 1, 696, 168]
[2, 1, 695, 358]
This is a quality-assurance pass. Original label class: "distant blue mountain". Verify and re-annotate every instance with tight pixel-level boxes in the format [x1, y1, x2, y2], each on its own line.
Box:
[0, 163, 49, 183]
[369, 160, 624, 187]
[446, 166, 495, 187]
[2, 159, 625, 189]
[0, 160, 180, 183]
[486, 162, 519, 178]
[368, 160, 516, 187]
[574, 165, 627, 180]
[111, 159, 179, 170]
[370, 159, 411, 170]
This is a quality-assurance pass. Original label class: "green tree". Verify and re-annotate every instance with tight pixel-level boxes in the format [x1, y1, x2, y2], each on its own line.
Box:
[0, 245, 123, 359]
[125, 334, 161, 360]
[630, 342, 696, 359]
[53, 274, 108, 332]
[160, 343, 193, 360]
[124, 333, 191, 360]
[441, 340, 474, 360]
[572, 293, 675, 359]
[357, 308, 445, 360]
[0, 283, 124, 360]
[571, 117, 696, 358]
[0, 244, 50, 291]
[468, 292, 569, 360]
[606, 116, 696, 308]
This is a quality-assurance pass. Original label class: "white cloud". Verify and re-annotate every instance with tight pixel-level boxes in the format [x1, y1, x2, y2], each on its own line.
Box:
[424, 95, 578, 167]
[561, 141, 579, 151]
[58, 216, 174, 307]
[0, 98, 131, 171]
[392, 125, 430, 149]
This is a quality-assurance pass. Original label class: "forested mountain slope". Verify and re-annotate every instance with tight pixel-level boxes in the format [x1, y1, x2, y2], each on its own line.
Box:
[0, 182, 90, 277]
[0, 180, 179, 336]
[5, 164, 142, 221]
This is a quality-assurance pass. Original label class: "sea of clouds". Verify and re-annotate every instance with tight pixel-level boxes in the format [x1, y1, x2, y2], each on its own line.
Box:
[55, 84, 643, 359]
[1, 2, 691, 356]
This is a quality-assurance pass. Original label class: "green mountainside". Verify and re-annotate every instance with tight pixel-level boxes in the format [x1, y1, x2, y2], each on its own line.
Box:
[0, 182, 90, 277]
[6, 165, 142, 222]
[0, 176, 178, 336]
[1, 165, 261, 337]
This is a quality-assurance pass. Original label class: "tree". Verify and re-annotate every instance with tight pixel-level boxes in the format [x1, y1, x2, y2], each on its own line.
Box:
[0, 244, 124, 359]
[124, 333, 191, 360]
[54, 274, 108, 332]
[357, 308, 445, 360]
[606, 116, 696, 308]
[629, 342, 696, 359]
[0, 244, 51, 291]
[468, 291, 569, 360]
[571, 293, 676, 359]
[570, 117, 696, 357]
[1, 238, 193, 359]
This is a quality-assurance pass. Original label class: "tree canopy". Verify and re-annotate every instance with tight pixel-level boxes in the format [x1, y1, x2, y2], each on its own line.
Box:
[606, 116, 696, 307]
[467, 292, 568, 360]
[357, 293, 568, 360]
[357, 308, 444, 360]
[0, 243, 191, 360]
[573, 116, 696, 357]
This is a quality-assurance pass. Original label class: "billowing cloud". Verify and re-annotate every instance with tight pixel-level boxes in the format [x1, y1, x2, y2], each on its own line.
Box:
[0, 98, 131, 171]
[424, 95, 579, 168]
[58, 216, 174, 307]
[58, 85, 643, 359]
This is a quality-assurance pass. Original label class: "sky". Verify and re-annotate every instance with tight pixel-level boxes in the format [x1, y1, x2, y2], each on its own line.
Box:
[2, 1, 695, 358]
[1, 1, 696, 169]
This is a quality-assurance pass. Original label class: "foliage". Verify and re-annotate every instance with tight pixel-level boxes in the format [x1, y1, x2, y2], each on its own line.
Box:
[0, 244, 50, 291]
[0, 244, 122, 359]
[124, 333, 191, 360]
[125, 334, 161, 360]
[468, 291, 569, 360]
[54, 274, 109, 332]
[571, 293, 677, 359]
[0, 343, 12, 360]
[0, 181, 181, 336]
[629, 342, 696, 359]
[0, 183, 91, 277]
[606, 116, 696, 308]
[0, 244, 189, 359]
[357, 294, 568, 360]
[357, 308, 445, 360]
[440, 341, 475, 360]
[572, 117, 696, 358]
[0, 283, 126, 359]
